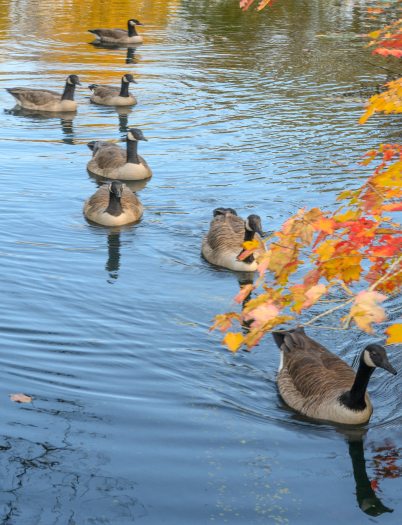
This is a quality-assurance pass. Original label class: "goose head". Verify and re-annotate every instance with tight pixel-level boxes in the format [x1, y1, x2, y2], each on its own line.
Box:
[127, 128, 147, 142]
[362, 344, 397, 375]
[109, 181, 124, 198]
[128, 19, 143, 27]
[213, 207, 237, 217]
[122, 73, 137, 84]
[67, 74, 81, 86]
[245, 214, 264, 237]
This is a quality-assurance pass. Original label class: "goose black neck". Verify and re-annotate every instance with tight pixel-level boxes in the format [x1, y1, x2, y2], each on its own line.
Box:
[340, 360, 374, 411]
[242, 228, 255, 264]
[128, 24, 138, 37]
[61, 82, 76, 101]
[119, 80, 130, 97]
[105, 192, 122, 216]
[127, 139, 140, 164]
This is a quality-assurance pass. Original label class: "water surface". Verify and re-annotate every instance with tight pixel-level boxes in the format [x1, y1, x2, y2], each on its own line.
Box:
[0, 0, 401, 523]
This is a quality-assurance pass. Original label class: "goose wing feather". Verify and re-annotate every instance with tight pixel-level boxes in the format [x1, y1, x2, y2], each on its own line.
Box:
[89, 28, 127, 39]
[93, 144, 126, 169]
[91, 85, 120, 98]
[279, 330, 356, 397]
[205, 214, 245, 253]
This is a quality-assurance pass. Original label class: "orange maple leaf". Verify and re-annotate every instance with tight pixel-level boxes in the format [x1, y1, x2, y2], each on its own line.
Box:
[234, 284, 254, 304]
[386, 323, 402, 344]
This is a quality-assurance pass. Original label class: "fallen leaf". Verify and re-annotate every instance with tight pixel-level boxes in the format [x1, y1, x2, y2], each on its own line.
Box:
[10, 393, 32, 403]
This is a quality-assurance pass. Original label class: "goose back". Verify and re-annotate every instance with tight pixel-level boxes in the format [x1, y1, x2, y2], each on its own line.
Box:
[202, 212, 263, 271]
[274, 329, 373, 424]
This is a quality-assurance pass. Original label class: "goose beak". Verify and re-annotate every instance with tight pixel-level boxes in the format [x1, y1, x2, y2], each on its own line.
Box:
[136, 21, 144, 26]
[379, 356, 397, 375]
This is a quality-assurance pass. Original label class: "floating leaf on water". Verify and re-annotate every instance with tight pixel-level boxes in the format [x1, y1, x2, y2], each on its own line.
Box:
[10, 393, 33, 403]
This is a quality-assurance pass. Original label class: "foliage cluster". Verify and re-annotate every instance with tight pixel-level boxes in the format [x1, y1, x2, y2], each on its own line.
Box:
[215, 2, 402, 351]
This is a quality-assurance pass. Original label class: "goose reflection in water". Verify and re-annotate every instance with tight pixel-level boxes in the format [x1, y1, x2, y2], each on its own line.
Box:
[90, 42, 138, 64]
[105, 230, 121, 283]
[4, 107, 76, 145]
[116, 105, 133, 133]
[349, 438, 393, 516]
[336, 428, 394, 516]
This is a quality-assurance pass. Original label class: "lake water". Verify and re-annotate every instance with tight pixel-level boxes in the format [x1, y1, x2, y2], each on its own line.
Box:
[0, 0, 401, 523]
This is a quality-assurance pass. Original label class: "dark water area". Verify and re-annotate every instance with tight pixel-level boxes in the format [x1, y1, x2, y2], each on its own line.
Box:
[0, 0, 401, 523]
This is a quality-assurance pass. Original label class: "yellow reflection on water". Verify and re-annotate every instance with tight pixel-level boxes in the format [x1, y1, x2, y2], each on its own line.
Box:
[0, 0, 180, 79]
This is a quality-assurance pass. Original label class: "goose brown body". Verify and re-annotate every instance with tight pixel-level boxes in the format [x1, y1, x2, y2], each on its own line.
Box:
[84, 183, 143, 226]
[89, 75, 137, 106]
[87, 129, 152, 181]
[87, 143, 151, 180]
[275, 329, 372, 424]
[89, 19, 143, 44]
[272, 328, 397, 425]
[90, 85, 137, 106]
[202, 211, 264, 271]
[7, 75, 80, 112]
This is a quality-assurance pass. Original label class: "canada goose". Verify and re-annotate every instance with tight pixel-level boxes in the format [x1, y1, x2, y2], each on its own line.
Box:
[201, 208, 265, 271]
[84, 181, 143, 226]
[7, 75, 81, 112]
[89, 19, 144, 45]
[272, 328, 397, 424]
[89, 74, 137, 106]
[87, 128, 152, 181]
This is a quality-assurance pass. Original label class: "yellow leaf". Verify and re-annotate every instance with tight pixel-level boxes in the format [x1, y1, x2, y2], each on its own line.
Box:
[341, 262, 362, 283]
[313, 217, 336, 234]
[223, 332, 244, 352]
[368, 30, 381, 39]
[334, 210, 360, 222]
[386, 323, 402, 344]
[242, 239, 260, 251]
[210, 313, 240, 332]
[315, 239, 337, 262]
[360, 78, 402, 124]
